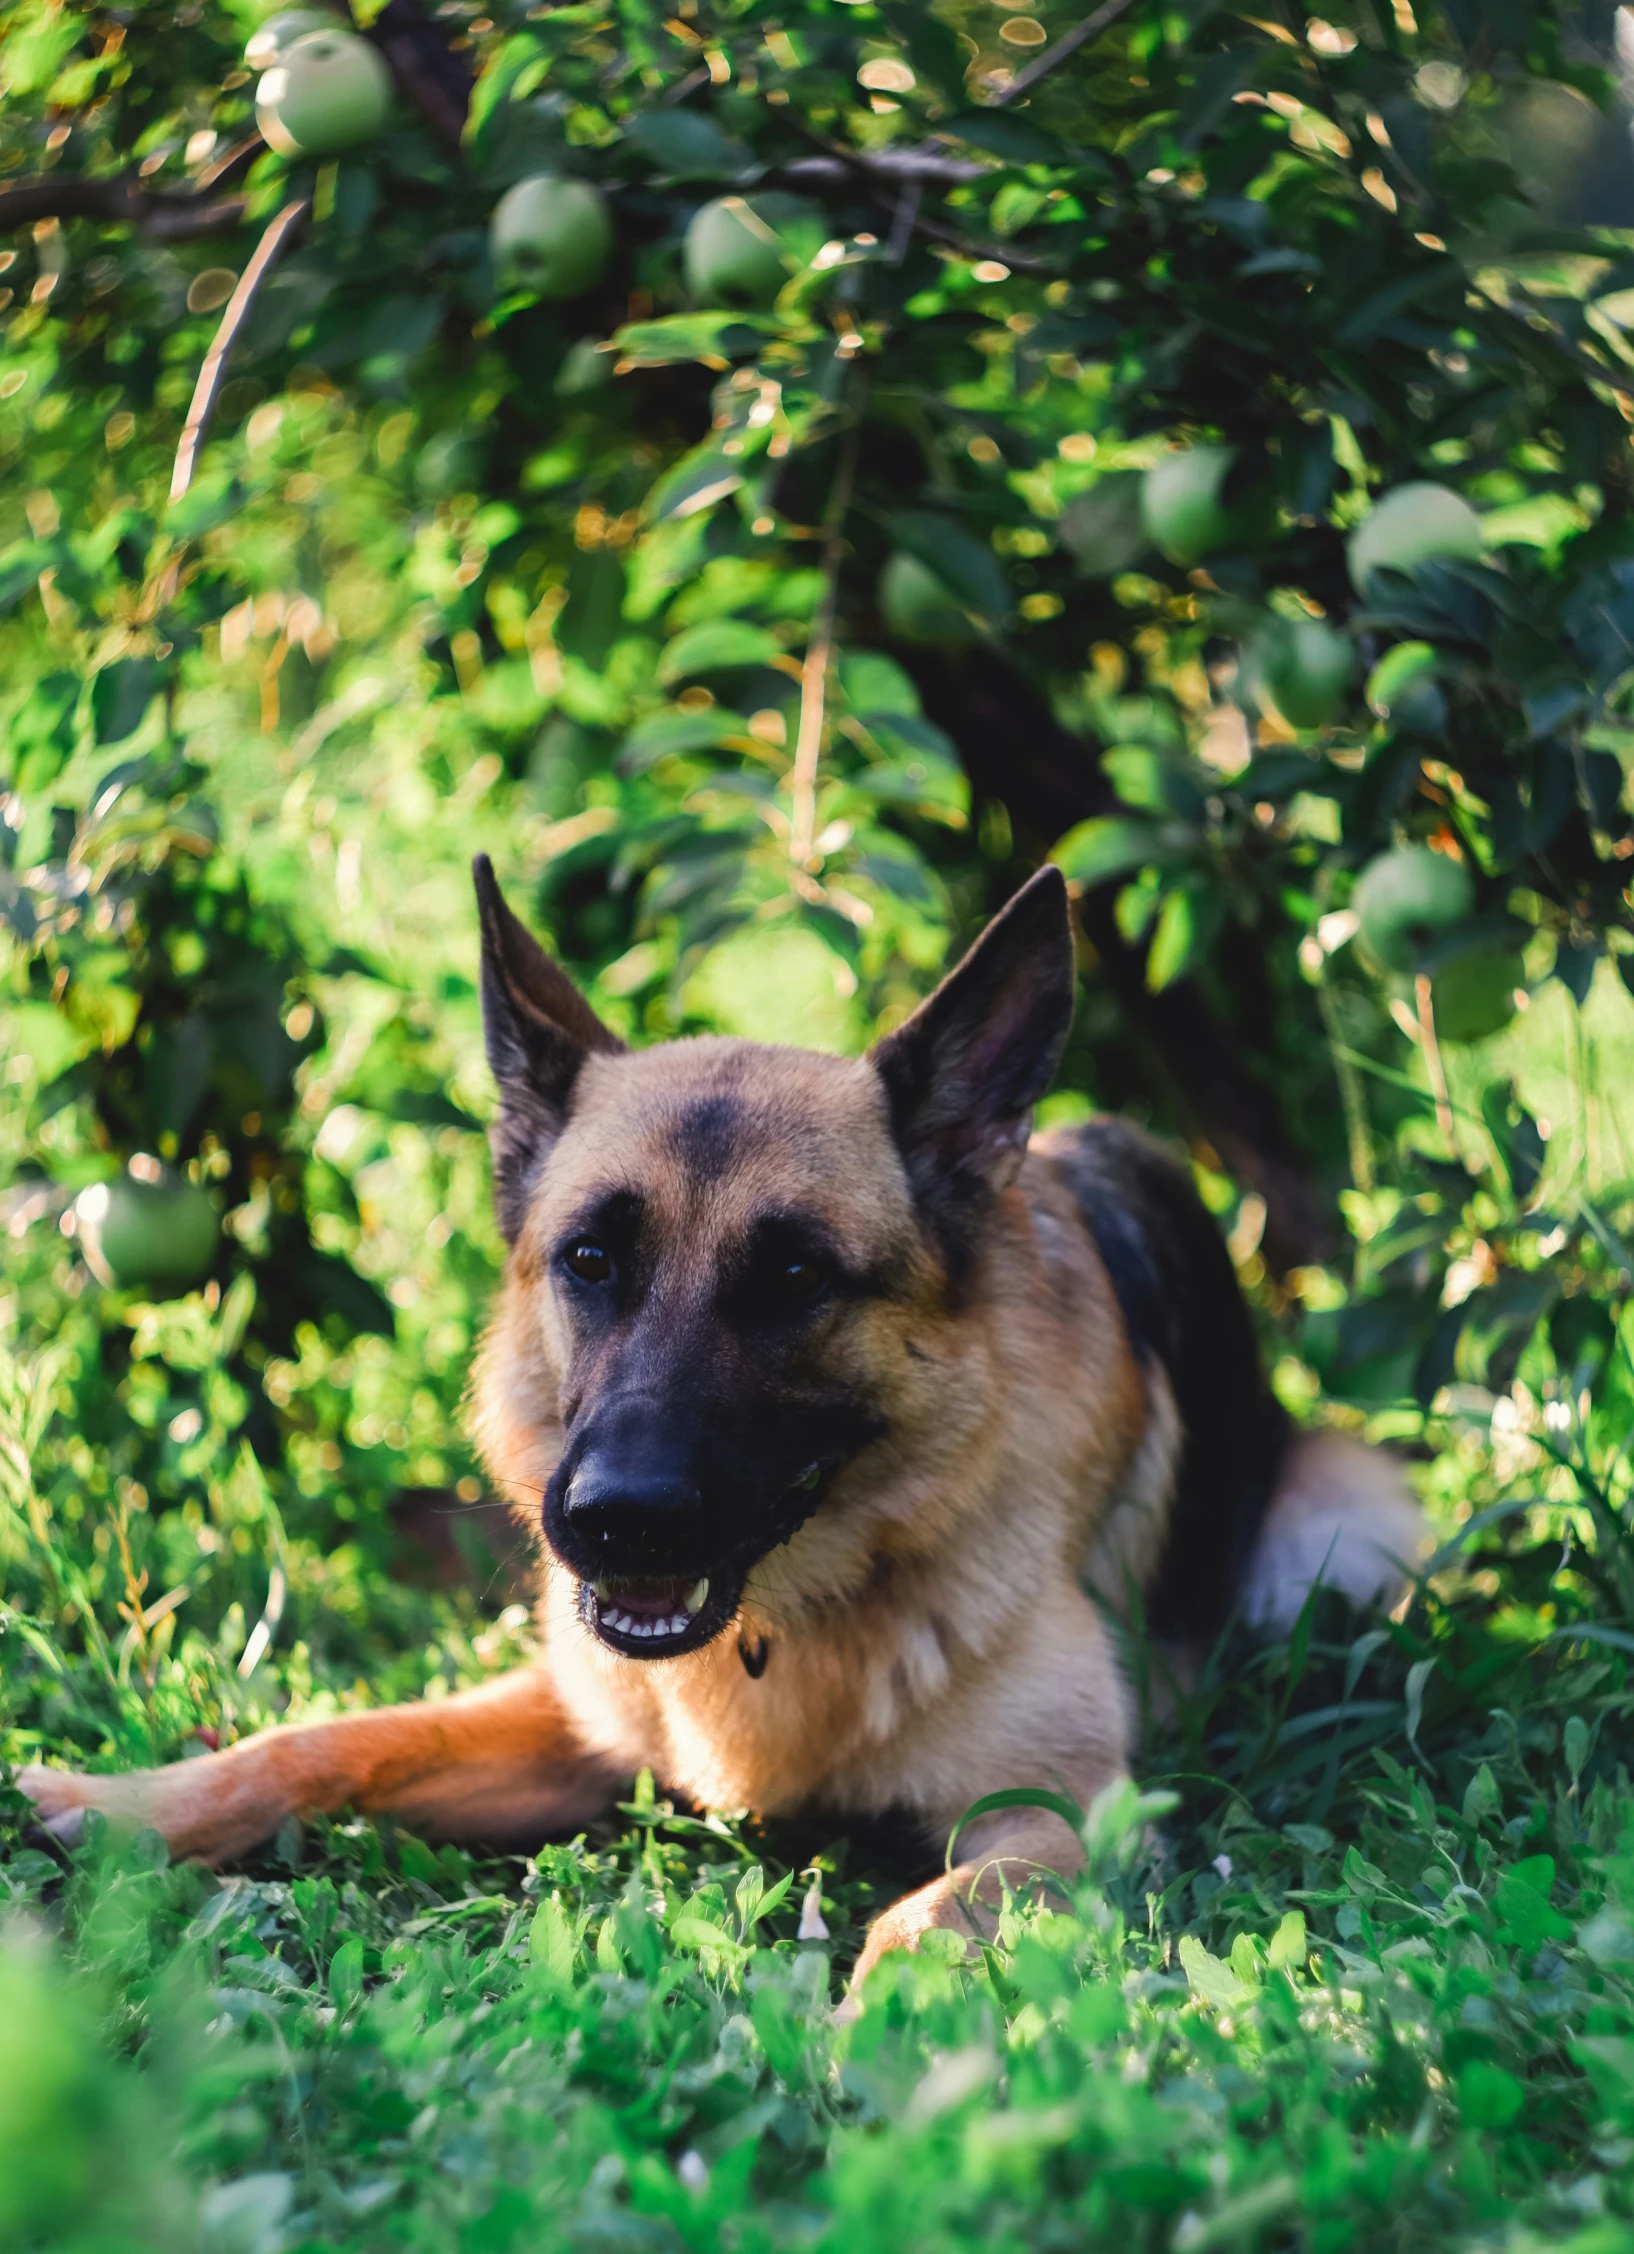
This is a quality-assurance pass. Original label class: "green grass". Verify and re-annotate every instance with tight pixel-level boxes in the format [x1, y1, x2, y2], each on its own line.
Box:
[8, 1321, 1634, 2254]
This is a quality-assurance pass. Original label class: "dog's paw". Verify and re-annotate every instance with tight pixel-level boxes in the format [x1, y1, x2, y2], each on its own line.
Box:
[14, 1765, 92, 1846]
[841, 1877, 975, 2014]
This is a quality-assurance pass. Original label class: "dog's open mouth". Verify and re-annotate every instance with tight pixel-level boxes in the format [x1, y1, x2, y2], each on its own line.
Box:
[578, 1572, 735, 1658]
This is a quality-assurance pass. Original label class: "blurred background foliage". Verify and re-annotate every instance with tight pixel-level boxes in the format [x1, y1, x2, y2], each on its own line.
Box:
[6, 0, 1634, 2238]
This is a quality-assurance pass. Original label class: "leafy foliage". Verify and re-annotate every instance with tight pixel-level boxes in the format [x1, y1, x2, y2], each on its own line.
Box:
[4, 0, 1634, 2244]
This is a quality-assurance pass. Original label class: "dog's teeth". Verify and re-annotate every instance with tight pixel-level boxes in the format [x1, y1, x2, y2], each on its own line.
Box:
[685, 1579, 709, 1613]
[668, 1615, 688, 1635]
[610, 1611, 632, 1633]
[592, 1579, 612, 1601]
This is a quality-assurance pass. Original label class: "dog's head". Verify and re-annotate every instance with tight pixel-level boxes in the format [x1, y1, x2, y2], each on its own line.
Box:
[473, 856, 1074, 1660]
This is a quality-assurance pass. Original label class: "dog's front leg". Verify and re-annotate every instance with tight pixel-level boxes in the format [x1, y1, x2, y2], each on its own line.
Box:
[17, 1664, 621, 1862]
[846, 1806, 1090, 2005]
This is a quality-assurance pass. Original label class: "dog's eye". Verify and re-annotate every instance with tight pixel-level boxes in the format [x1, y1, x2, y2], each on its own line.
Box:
[564, 1239, 612, 1284]
[775, 1257, 826, 1306]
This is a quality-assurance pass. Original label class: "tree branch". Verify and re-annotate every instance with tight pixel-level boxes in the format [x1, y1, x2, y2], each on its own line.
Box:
[790, 393, 863, 868]
[780, 150, 989, 189]
[171, 197, 310, 504]
[0, 172, 247, 241]
[990, 0, 1139, 108]
[777, 143, 1056, 273]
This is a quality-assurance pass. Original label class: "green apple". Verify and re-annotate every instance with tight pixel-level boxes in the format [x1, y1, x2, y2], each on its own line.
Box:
[1353, 844, 1475, 973]
[1431, 944, 1525, 1043]
[256, 29, 393, 159]
[75, 1164, 219, 1295]
[1365, 640, 1447, 735]
[491, 174, 614, 301]
[244, 10, 337, 72]
[1141, 444, 1238, 566]
[1348, 483, 1484, 600]
[684, 194, 815, 308]
[879, 553, 979, 646]
[1257, 615, 1353, 731]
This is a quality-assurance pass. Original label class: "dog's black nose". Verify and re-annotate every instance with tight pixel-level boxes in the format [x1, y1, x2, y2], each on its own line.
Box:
[556, 1392, 708, 1565]
[563, 1461, 703, 1557]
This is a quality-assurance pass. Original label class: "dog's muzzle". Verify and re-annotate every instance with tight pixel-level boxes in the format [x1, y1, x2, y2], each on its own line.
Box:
[547, 1396, 745, 1659]
[545, 1388, 872, 1661]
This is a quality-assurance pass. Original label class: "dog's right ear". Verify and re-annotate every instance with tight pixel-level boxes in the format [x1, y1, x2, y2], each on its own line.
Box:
[474, 855, 625, 1242]
[872, 864, 1074, 1278]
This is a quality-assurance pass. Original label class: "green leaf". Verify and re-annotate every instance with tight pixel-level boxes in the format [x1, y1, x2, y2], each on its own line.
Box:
[1495, 1857, 1572, 1949]
[620, 708, 750, 770]
[670, 1915, 748, 1958]
[733, 1864, 764, 1931]
[1178, 1934, 1252, 2011]
[1462, 1763, 1501, 1828]
[89, 657, 156, 746]
[463, 33, 551, 156]
[529, 1899, 577, 1983]
[7, 669, 79, 790]
[1103, 744, 1206, 821]
[839, 650, 920, 717]
[1457, 2060, 1525, 2128]
[658, 619, 784, 683]
[849, 760, 968, 827]
[1054, 816, 1161, 889]
[888, 510, 1009, 623]
[744, 1868, 795, 1931]
[615, 314, 770, 370]
[751, 1982, 809, 2081]
[166, 474, 241, 538]
[941, 108, 1065, 165]
[1146, 884, 1222, 992]
[645, 443, 746, 525]
[624, 109, 748, 180]
[1565, 1714, 1591, 1784]
[1266, 1911, 1307, 1972]
[945, 1785, 1085, 1869]
[327, 1935, 365, 2012]
[0, 540, 54, 616]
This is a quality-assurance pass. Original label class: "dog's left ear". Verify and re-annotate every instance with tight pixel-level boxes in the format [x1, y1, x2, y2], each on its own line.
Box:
[872, 864, 1075, 1256]
[474, 855, 625, 1241]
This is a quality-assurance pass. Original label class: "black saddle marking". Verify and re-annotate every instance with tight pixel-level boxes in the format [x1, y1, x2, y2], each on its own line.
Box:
[1055, 1118, 1288, 1642]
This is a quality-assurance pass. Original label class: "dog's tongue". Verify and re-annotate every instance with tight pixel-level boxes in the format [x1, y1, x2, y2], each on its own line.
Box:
[593, 1573, 710, 1626]
[616, 1579, 688, 1622]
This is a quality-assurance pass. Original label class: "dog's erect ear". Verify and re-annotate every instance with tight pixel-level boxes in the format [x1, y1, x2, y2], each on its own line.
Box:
[474, 855, 625, 1242]
[871, 865, 1075, 1263]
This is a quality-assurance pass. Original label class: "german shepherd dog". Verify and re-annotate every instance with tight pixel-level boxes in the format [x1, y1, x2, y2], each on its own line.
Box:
[22, 861, 1422, 1989]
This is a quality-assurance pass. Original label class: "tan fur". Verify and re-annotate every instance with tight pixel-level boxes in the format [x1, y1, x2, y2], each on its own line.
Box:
[19, 897, 1414, 1993]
